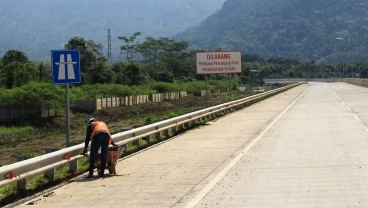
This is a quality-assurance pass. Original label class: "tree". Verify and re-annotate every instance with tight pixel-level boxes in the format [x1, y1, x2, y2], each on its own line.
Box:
[65, 37, 104, 83]
[0, 58, 3, 73]
[0, 62, 38, 88]
[111, 61, 125, 74]
[136, 37, 193, 81]
[124, 62, 147, 85]
[288, 71, 295, 78]
[156, 38, 192, 78]
[90, 61, 115, 84]
[242, 54, 264, 62]
[111, 62, 130, 84]
[136, 36, 160, 78]
[155, 62, 174, 83]
[2, 50, 29, 66]
[118, 32, 141, 62]
[36, 61, 51, 82]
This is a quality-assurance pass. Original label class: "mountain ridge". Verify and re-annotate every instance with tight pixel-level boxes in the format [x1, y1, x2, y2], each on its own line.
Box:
[0, 0, 224, 60]
[176, 0, 368, 63]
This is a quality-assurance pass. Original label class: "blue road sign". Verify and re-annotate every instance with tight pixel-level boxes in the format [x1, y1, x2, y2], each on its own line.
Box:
[51, 50, 81, 84]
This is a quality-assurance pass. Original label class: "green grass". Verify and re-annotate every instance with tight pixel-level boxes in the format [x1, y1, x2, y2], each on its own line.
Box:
[167, 111, 178, 118]
[0, 183, 17, 203]
[0, 126, 34, 135]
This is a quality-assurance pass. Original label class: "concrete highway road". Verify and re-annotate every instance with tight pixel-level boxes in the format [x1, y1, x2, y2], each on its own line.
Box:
[15, 82, 368, 207]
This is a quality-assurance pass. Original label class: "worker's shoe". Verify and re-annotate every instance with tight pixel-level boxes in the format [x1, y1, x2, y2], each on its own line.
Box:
[85, 174, 93, 179]
[99, 167, 105, 177]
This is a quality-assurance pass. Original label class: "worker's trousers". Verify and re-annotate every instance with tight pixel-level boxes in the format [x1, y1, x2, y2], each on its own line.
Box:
[89, 132, 110, 177]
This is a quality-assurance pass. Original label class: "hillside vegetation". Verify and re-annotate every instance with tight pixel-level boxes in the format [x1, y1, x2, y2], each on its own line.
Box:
[176, 0, 368, 63]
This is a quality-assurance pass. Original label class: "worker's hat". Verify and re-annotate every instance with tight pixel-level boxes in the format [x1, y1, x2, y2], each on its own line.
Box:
[88, 118, 97, 124]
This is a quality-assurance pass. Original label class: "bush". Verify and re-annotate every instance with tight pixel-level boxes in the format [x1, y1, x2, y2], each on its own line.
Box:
[0, 82, 64, 110]
[0, 80, 234, 112]
[144, 117, 156, 125]
[148, 82, 182, 93]
[176, 81, 205, 95]
[72, 84, 156, 99]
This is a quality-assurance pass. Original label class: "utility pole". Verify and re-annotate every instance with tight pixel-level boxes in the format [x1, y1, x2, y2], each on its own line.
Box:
[108, 29, 112, 66]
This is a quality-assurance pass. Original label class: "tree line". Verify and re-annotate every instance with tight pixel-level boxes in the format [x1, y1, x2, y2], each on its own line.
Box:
[242, 55, 368, 81]
[3, 33, 368, 91]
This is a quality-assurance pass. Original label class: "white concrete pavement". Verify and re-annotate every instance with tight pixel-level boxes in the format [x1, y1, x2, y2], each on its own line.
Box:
[193, 82, 368, 207]
[15, 82, 368, 208]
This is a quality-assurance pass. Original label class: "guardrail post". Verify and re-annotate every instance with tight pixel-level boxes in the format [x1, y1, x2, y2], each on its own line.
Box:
[181, 122, 187, 129]
[155, 131, 162, 140]
[45, 149, 59, 181]
[16, 156, 29, 194]
[172, 126, 177, 134]
[197, 117, 202, 124]
[209, 112, 214, 120]
[45, 169, 55, 181]
[133, 139, 141, 147]
[69, 159, 78, 174]
[185, 122, 191, 129]
[221, 109, 226, 115]
[164, 129, 170, 139]
[124, 144, 128, 154]
[142, 135, 151, 143]
[17, 178, 27, 194]
[191, 119, 196, 127]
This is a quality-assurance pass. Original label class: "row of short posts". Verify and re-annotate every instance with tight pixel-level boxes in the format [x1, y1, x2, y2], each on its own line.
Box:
[14, 149, 83, 194]
[123, 88, 292, 163]
[15, 150, 78, 194]
[43, 149, 78, 182]
[121, 90, 285, 160]
[131, 115, 211, 150]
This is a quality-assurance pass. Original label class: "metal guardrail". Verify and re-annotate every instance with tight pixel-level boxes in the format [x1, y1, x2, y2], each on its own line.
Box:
[0, 83, 299, 188]
[264, 78, 341, 83]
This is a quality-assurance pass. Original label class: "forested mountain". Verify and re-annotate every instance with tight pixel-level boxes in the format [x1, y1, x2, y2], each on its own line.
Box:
[0, 0, 224, 60]
[176, 0, 368, 63]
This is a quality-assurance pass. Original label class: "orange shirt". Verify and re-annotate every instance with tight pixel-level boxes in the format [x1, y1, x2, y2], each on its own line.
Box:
[90, 121, 111, 142]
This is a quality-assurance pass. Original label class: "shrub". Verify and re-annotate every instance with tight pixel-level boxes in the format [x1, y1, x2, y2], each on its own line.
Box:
[148, 82, 182, 93]
[0, 82, 64, 110]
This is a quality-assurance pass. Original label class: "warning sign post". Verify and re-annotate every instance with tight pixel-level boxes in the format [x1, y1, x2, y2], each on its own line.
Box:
[196, 51, 242, 107]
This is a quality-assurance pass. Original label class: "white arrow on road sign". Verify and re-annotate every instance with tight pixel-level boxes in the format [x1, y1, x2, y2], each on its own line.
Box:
[56, 54, 77, 80]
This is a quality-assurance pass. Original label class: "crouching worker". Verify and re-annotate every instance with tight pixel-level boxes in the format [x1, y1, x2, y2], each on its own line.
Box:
[82, 118, 117, 178]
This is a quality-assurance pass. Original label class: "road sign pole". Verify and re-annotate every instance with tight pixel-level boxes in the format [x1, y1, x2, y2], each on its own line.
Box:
[228, 74, 232, 98]
[205, 74, 208, 108]
[66, 84, 70, 147]
[51, 50, 80, 147]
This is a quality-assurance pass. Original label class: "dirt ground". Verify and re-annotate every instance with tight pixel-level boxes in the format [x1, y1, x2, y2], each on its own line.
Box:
[0, 92, 243, 165]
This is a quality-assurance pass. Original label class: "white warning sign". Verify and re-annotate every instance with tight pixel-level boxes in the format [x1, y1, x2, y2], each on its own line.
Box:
[196, 51, 242, 74]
